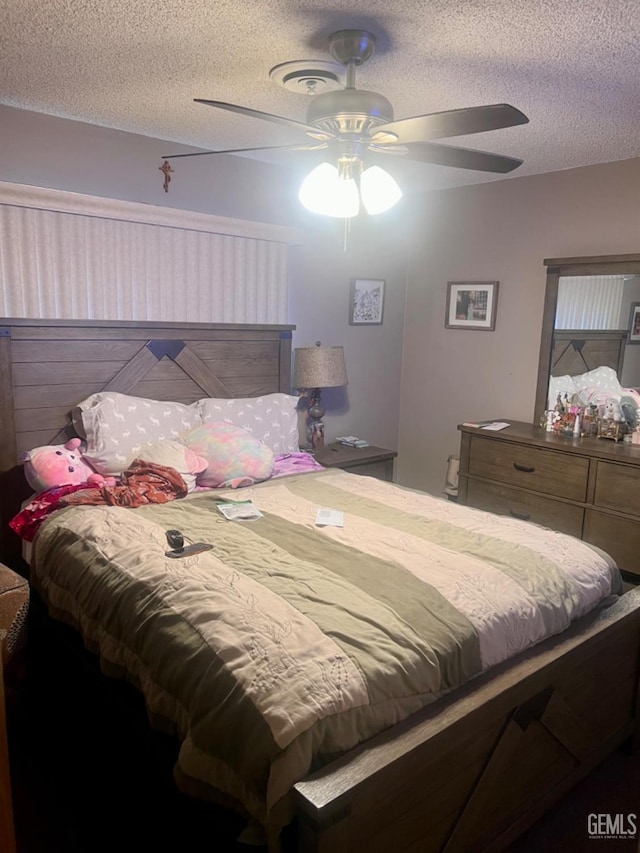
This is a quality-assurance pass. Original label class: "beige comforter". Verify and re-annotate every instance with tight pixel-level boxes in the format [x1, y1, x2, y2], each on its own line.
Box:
[29, 468, 621, 834]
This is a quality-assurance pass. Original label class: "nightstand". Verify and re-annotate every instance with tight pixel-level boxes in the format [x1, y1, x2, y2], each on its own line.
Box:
[314, 442, 397, 482]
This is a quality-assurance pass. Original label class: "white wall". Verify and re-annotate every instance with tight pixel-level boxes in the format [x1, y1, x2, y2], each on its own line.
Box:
[398, 158, 640, 496]
[289, 216, 409, 449]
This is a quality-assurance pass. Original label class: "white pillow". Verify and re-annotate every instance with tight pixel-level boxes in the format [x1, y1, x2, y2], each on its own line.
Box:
[79, 392, 202, 475]
[572, 366, 622, 394]
[197, 393, 300, 455]
[135, 439, 208, 493]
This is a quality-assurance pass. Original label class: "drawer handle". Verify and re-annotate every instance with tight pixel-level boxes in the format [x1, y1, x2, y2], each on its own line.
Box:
[513, 462, 535, 473]
[509, 509, 531, 521]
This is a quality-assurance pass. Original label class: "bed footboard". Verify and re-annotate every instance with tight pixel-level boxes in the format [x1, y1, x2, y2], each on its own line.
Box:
[294, 588, 640, 853]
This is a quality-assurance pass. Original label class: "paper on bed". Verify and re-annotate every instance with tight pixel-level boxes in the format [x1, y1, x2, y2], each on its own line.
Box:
[217, 500, 263, 520]
[315, 508, 344, 527]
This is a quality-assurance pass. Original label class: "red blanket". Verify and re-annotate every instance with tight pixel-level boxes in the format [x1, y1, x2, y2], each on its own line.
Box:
[11, 460, 188, 541]
[60, 459, 187, 508]
[10, 484, 95, 542]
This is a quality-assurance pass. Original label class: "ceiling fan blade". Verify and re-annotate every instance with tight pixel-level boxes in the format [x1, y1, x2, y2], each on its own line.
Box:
[380, 140, 523, 173]
[161, 142, 327, 160]
[373, 104, 529, 144]
[194, 99, 333, 141]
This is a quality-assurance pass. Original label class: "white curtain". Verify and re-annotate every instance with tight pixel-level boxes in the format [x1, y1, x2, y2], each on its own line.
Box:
[555, 275, 625, 329]
[0, 182, 295, 323]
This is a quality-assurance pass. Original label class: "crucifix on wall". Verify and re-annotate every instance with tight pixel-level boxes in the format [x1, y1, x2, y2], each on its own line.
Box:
[159, 160, 174, 193]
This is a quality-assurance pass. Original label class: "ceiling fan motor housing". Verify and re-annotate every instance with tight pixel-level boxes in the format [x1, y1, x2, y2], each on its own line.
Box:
[170, 26, 527, 184]
[306, 88, 394, 136]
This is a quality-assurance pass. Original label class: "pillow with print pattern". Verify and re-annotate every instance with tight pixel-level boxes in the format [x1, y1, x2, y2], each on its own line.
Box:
[79, 392, 202, 476]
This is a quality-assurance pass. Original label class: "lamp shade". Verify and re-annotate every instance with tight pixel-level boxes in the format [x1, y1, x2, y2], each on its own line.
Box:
[293, 346, 348, 389]
[298, 163, 360, 218]
[299, 161, 402, 219]
[360, 165, 403, 215]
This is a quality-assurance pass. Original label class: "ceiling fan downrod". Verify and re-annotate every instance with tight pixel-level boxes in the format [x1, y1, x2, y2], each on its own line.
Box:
[306, 30, 394, 137]
[329, 29, 376, 89]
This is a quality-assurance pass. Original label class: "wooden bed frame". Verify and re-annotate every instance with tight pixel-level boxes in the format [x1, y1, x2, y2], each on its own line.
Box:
[550, 329, 627, 381]
[0, 318, 294, 567]
[1, 317, 639, 853]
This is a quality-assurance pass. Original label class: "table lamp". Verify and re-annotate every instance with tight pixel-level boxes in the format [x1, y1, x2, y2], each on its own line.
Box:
[293, 343, 348, 449]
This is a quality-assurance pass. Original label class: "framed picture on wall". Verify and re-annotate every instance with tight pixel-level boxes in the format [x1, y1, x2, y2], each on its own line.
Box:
[349, 278, 385, 325]
[445, 281, 499, 331]
[628, 302, 640, 344]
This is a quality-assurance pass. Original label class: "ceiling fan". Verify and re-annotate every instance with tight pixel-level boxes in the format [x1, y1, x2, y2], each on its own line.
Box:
[162, 29, 529, 216]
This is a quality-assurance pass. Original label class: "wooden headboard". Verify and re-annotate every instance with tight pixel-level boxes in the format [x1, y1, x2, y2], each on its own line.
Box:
[0, 318, 294, 567]
[550, 329, 627, 378]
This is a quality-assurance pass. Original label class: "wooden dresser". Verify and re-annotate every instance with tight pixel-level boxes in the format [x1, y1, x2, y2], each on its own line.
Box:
[458, 420, 640, 578]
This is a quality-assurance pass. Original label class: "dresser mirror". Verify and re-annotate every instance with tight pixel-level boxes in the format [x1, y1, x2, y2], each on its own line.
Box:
[534, 253, 640, 425]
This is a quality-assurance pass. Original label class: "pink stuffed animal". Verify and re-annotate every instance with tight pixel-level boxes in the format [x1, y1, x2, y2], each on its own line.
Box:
[22, 438, 115, 493]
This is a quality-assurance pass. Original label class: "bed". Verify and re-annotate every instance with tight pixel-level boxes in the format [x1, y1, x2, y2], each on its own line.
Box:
[2, 317, 640, 853]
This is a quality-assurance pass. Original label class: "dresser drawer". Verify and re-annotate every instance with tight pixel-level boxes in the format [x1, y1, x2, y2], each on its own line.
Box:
[594, 460, 640, 516]
[468, 436, 589, 502]
[466, 479, 584, 537]
[584, 509, 640, 577]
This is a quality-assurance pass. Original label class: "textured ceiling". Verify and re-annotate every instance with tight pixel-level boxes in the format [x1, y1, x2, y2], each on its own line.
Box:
[2, 0, 640, 193]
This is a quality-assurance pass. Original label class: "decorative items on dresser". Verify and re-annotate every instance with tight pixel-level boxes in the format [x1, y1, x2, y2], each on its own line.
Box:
[314, 442, 397, 481]
[457, 420, 640, 579]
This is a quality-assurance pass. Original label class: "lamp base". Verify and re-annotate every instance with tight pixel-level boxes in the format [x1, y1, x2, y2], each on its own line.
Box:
[308, 389, 326, 449]
[310, 419, 325, 449]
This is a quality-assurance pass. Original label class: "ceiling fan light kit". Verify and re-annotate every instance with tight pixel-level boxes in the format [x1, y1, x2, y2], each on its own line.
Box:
[359, 165, 403, 215]
[299, 163, 360, 218]
[298, 161, 402, 218]
[299, 161, 402, 217]
[162, 28, 529, 218]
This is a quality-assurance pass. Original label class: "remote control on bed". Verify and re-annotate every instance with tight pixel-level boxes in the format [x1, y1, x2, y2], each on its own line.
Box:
[165, 543, 213, 558]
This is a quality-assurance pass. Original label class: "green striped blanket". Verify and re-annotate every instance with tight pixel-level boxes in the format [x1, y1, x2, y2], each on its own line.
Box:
[30, 468, 620, 831]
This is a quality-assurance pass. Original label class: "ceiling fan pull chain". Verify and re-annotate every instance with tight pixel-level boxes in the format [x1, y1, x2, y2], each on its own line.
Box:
[343, 218, 351, 253]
